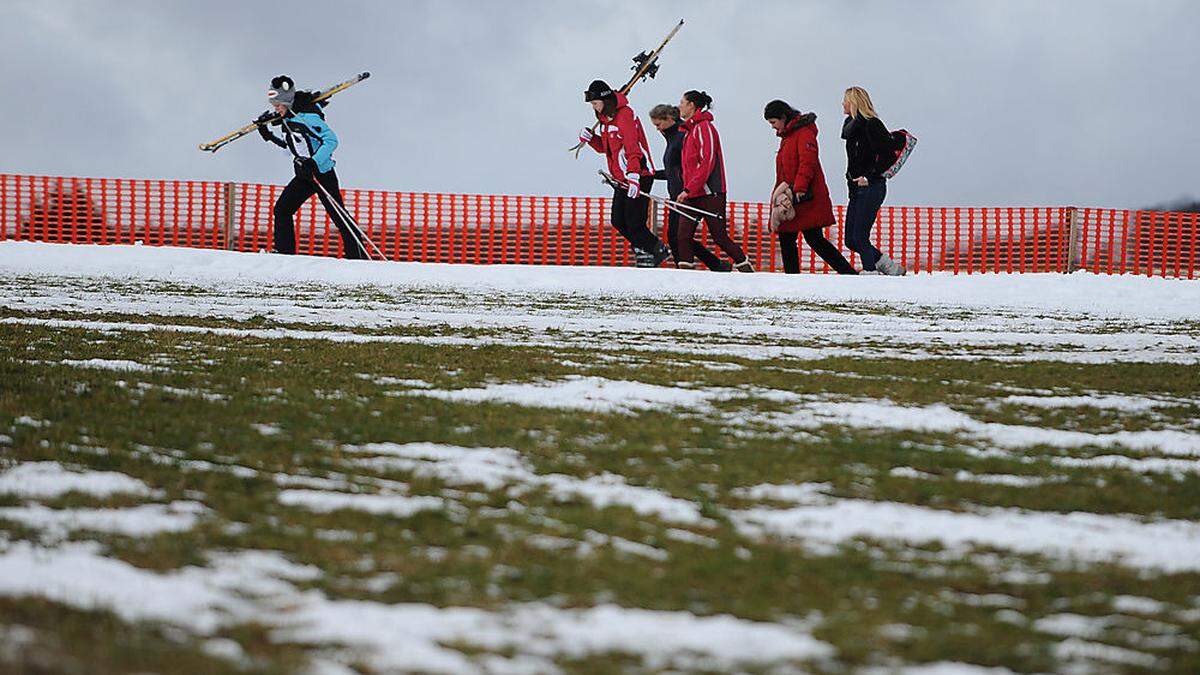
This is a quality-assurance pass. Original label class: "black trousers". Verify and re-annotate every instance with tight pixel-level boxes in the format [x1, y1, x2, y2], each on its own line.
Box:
[779, 230, 857, 274]
[666, 210, 724, 270]
[675, 193, 747, 265]
[610, 176, 661, 253]
[273, 169, 366, 259]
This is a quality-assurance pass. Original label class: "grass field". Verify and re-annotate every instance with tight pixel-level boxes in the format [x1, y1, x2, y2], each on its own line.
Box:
[2, 242, 1199, 674]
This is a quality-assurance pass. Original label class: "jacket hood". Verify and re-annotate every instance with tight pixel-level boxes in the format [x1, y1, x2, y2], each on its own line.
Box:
[779, 112, 816, 137]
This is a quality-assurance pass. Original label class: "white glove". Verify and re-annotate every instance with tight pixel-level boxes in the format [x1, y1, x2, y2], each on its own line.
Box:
[625, 173, 640, 199]
[579, 128, 594, 143]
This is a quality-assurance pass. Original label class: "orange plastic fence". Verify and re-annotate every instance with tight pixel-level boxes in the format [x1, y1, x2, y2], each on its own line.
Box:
[2, 173, 1197, 278]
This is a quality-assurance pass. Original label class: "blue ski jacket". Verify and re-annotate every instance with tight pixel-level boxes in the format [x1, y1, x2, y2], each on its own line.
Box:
[280, 112, 337, 174]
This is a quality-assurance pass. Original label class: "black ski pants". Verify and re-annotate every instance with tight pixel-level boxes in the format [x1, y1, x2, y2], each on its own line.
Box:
[666, 210, 725, 270]
[610, 176, 662, 253]
[273, 169, 366, 259]
[675, 193, 747, 265]
[779, 230, 857, 275]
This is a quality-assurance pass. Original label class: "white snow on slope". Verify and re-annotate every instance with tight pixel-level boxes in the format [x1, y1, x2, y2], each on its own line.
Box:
[0, 540, 831, 673]
[0, 461, 155, 499]
[731, 483, 1200, 572]
[342, 442, 711, 526]
[2, 242, 1197, 319]
[3, 243, 1199, 365]
[0, 501, 206, 540]
[277, 490, 446, 518]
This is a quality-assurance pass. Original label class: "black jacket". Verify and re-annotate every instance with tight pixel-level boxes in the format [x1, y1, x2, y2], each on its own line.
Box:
[654, 122, 686, 198]
[842, 114, 897, 181]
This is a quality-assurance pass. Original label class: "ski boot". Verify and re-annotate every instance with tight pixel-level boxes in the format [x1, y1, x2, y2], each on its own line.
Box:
[733, 259, 756, 273]
[876, 253, 907, 276]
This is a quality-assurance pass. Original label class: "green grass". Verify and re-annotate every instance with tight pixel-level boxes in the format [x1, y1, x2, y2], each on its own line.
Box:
[1, 277, 1199, 674]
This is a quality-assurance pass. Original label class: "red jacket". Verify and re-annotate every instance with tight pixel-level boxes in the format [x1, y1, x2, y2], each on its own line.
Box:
[586, 93, 654, 178]
[774, 114, 835, 232]
[680, 111, 726, 197]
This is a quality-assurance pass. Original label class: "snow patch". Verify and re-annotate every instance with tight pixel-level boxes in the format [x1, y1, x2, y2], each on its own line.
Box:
[0, 461, 155, 499]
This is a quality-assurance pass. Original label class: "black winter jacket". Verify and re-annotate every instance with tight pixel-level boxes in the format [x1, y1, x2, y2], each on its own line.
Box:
[842, 114, 897, 181]
[653, 122, 686, 199]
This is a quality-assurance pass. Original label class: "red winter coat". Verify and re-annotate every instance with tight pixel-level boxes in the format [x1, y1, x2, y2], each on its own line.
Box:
[680, 110, 726, 197]
[586, 92, 655, 178]
[774, 113, 835, 233]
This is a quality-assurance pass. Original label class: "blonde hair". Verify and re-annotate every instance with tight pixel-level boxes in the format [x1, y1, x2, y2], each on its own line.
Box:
[844, 86, 878, 119]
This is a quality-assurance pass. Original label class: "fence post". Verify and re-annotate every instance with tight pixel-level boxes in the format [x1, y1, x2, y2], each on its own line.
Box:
[222, 182, 237, 250]
[1065, 206, 1082, 273]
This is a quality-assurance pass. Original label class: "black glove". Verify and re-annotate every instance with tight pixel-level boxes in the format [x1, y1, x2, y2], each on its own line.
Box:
[793, 190, 813, 205]
[294, 157, 319, 178]
[257, 123, 275, 142]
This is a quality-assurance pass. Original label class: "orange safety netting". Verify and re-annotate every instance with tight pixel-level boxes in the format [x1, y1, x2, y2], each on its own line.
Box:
[2, 173, 1197, 278]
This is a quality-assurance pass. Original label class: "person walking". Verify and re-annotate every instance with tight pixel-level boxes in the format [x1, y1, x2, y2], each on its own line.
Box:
[675, 91, 753, 272]
[257, 75, 365, 259]
[647, 104, 729, 271]
[764, 100, 856, 275]
[842, 86, 906, 275]
[579, 80, 672, 268]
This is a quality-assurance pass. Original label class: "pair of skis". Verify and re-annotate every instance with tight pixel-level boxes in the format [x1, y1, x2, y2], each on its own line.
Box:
[199, 72, 371, 153]
[569, 20, 684, 157]
[598, 170, 723, 223]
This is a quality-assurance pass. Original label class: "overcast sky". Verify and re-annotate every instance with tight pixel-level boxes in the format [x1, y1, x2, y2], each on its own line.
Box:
[2, 0, 1197, 208]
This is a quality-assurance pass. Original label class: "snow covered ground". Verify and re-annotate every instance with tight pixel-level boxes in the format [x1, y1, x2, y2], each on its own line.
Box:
[1, 242, 1198, 673]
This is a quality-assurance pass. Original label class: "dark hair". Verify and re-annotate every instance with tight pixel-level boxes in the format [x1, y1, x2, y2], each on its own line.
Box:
[683, 90, 713, 110]
[648, 104, 680, 122]
[763, 99, 799, 121]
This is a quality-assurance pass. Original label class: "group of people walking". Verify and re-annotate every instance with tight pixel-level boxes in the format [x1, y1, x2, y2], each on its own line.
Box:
[581, 81, 907, 275]
[256, 72, 907, 277]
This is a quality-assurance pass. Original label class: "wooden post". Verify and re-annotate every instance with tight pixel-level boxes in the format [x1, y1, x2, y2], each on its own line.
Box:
[222, 182, 237, 250]
[1065, 206, 1082, 273]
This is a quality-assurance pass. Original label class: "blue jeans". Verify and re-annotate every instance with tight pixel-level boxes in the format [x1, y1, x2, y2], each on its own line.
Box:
[845, 180, 886, 271]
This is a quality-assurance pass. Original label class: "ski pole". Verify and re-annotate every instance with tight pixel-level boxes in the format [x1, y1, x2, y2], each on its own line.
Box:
[310, 178, 387, 262]
[598, 171, 724, 221]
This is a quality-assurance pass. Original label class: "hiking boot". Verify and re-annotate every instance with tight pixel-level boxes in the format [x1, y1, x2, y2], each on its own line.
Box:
[633, 249, 656, 268]
[651, 243, 673, 267]
[733, 259, 756, 273]
[877, 253, 907, 276]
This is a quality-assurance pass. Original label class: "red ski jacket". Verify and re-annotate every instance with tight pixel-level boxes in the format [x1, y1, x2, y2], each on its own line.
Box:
[680, 111, 726, 197]
[775, 114, 835, 233]
[586, 93, 654, 178]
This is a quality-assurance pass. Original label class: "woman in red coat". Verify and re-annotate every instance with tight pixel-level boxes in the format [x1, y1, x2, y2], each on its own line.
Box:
[764, 100, 856, 275]
[676, 90, 754, 272]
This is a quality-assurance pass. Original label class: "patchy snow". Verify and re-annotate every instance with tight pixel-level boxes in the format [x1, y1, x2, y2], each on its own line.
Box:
[4, 243, 1199, 366]
[0, 461, 155, 499]
[0, 539, 830, 672]
[407, 376, 720, 414]
[340, 442, 710, 526]
[732, 483, 1200, 572]
[0, 501, 206, 540]
[277, 490, 447, 519]
[768, 400, 1200, 457]
[57, 358, 164, 373]
[999, 394, 1172, 412]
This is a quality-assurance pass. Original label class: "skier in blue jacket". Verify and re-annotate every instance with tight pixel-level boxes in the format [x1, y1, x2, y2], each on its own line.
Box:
[258, 75, 365, 259]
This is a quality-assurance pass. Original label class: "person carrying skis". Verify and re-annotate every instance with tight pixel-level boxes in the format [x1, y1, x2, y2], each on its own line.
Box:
[579, 80, 671, 268]
[841, 86, 905, 275]
[648, 104, 730, 271]
[764, 100, 856, 275]
[675, 91, 753, 272]
[257, 75, 365, 259]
